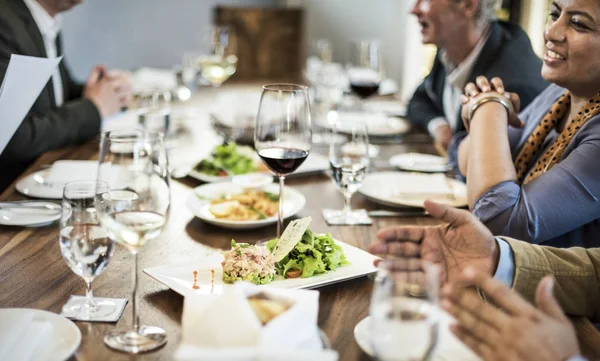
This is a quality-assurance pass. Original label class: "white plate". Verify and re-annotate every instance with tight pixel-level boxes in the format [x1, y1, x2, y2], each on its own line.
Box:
[186, 182, 306, 230]
[0, 202, 61, 227]
[144, 239, 379, 296]
[359, 172, 467, 208]
[188, 152, 330, 183]
[16, 169, 65, 199]
[389, 153, 451, 173]
[317, 112, 411, 137]
[0, 308, 81, 361]
[354, 315, 480, 361]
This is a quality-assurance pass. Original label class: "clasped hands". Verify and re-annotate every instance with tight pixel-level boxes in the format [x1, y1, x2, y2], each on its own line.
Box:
[460, 76, 523, 131]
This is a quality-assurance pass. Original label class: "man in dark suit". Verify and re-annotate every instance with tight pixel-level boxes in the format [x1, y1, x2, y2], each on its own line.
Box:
[0, 0, 131, 191]
[407, 0, 548, 151]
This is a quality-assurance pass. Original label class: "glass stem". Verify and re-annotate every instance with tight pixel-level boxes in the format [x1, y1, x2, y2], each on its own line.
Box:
[83, 280, 97, 313]
[277, 175, 285, 236]
[85, 280, 94, 300]
[343, 193, 353, 216]
[132, 252, 140, 333]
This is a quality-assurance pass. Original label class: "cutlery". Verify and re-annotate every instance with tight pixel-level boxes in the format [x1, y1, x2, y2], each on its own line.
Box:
[368, 210, 428, 217]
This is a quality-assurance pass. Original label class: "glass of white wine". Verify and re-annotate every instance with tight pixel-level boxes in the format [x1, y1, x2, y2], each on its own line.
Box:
[97, 130, 171, 353]
[198, 25, 238, 87]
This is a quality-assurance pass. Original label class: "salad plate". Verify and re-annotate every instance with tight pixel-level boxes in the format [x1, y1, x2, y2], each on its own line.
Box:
[359, 172, 467, 208]
[186, 182, 306, 230]
[143, 239, 379, 296]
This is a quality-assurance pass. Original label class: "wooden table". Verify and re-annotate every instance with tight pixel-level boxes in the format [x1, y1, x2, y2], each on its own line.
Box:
[1, 88, 599, 361]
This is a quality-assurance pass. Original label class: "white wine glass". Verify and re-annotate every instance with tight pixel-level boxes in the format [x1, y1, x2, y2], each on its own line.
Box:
[326, 121, 369, 224]
[254, 84, 312, 236]
[198, 25, 238, 87]
[97, 129, 171, 353]
[60, 180, 116, 320]
[370, 258, 440, 361]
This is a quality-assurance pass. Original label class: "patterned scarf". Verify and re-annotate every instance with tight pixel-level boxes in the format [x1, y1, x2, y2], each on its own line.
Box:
[514, 91, 600, 184]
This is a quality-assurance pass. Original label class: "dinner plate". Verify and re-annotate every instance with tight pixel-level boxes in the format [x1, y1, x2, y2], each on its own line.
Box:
[389, 153, 451, 173]
[359, 172, 467, 208]
[186, 182, 306, 230]
[316, 111, 411, 137]
[0, 201, 62, 227]
[354, 315, 480, 361]
[143, 239, 379, 296]
[188, 152, 330, 183]
[0, 308, 81, 361]
[16, 169, 65, 199]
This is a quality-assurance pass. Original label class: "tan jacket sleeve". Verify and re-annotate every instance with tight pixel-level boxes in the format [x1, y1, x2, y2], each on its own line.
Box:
[504, 237, 600, 322]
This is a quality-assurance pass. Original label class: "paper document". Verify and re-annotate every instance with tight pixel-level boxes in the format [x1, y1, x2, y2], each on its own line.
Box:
[0, 54, 62, 155]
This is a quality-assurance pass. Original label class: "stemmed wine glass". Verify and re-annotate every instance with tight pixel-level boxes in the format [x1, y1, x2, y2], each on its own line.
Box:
[254, 84, 312, 236]
[347, 40, 383, 103]
[326, 122, 369, 225]
[96, 130, 171, 353]
[198, 25, 238, 87]
[60, 180, 116, 319]
[370, 258, 440, 361]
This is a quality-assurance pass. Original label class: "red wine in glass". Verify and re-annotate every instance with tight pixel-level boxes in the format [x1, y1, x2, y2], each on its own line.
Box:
[350, 81, 381, 99]
[258, 147, 309, 175]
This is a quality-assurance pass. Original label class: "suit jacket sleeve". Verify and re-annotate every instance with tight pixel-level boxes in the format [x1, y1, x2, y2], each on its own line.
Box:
[407, 80, 445, 130]
[505, 237, 600, 322]
[0, 19, 101, 163]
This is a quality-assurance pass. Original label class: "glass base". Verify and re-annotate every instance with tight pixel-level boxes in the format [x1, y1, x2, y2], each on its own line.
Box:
[62, 297, 116, 320]
[322, 208, 372, 225]
[104, 326, 167, 353]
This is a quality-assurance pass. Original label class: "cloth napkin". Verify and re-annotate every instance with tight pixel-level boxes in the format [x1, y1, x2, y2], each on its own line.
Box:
[176, 283, 339, 361]
[45, 160, 99, 184]
[132, 67, 176, 93]
[0, 312, 54, 361]
[391, 173, 457, 198]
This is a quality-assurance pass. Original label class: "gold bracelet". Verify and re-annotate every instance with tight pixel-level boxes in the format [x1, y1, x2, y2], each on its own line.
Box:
[467, 95, 513, 131]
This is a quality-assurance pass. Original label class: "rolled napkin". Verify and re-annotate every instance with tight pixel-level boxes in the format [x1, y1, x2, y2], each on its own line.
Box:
[0, 312, 54, 361]
[176, 283, 339, 361]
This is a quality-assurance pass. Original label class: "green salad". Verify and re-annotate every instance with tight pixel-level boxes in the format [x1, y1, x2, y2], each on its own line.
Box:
[266, 229, 350, 279]
[193, 142, 257, 176]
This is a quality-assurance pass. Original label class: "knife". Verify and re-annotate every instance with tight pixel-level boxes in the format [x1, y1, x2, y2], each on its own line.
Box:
[368, 210, 429, 217]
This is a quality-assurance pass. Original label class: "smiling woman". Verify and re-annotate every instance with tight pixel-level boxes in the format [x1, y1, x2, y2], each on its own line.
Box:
[452, 0, 600, 248]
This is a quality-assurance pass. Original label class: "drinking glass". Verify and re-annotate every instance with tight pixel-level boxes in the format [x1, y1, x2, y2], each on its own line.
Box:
[370, 258, 440, 361]
[347, 40, 383, 101]
[137, 90, 172, 136]
[198, 25, 238, 87]
[60, 180, 115, 319]
[97, 130, 171, 353]
[254, 84, 312, 236]
[326, 122, 369, 224]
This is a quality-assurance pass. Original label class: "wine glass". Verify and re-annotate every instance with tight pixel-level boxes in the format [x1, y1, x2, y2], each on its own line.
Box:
[60, 180, 116, 319]
[347, 40, 383, 102]
[326, 121, 369, 225]
[254, 84, 312, 236]
[198, 25, 238, 87]
[370, 258, 440, 361]
[97, 130, 171, 353]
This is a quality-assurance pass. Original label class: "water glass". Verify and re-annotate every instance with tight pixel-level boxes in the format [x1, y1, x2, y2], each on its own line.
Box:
[370, 259, 440, 361]
[59, 180, 116, 319]
[326, 121, 369, 224]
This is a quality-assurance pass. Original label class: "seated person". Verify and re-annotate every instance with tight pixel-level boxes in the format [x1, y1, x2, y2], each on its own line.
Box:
[451, 0, 600, 248]
[370, 200, 599, 361]
[0, 0, 131, 191]
[407, 0, 547, 151]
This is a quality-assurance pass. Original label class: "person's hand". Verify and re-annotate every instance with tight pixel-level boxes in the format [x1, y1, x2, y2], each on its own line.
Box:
[441, 268, 581, 361]
[83, 65, 129, 117]
[460, 76, 523, 129]
[105, 69, 133, 108]
[433, 123, 453, 152]
[369, 200, 498, 283]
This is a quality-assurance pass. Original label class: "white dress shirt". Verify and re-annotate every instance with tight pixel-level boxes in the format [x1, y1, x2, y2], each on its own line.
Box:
[23, 0, 64, 106]
[427, 27, 491, 136]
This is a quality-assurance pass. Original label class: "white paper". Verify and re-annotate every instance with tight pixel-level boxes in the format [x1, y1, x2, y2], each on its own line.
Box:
[0, 54, 62, 155]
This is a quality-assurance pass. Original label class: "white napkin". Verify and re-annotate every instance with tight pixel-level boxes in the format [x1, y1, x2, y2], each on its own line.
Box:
[45, 160, 98, 184]
[176, 283, 338, 361]
[132, 67, 176, 93]
[392, 173, 454, 198]
[0, 313, 54, 361]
